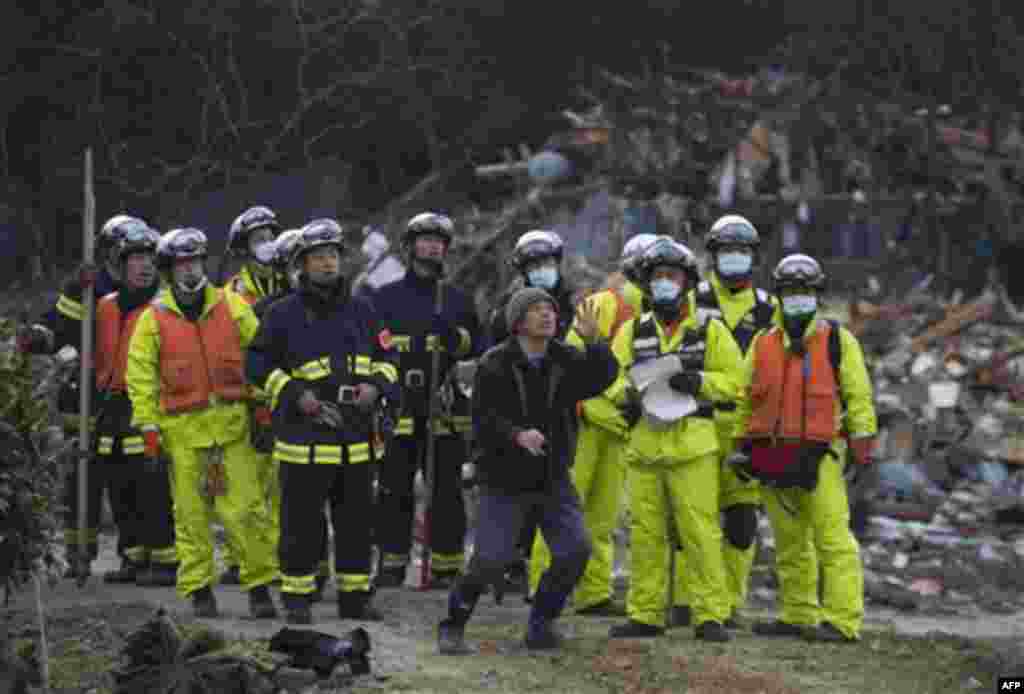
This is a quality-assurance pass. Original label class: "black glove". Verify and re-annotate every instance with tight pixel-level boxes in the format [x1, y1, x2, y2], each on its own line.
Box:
[619, 394, 643, 428]
[16, 323, 52, 354]
[431, 314, 462, 354]
[668, 371, 702, 396]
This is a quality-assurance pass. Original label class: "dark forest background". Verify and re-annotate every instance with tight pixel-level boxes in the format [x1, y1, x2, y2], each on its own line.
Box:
[1, 0, 1022, 273]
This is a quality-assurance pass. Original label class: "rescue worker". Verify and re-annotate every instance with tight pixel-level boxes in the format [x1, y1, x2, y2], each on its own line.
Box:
[673, 215, 780, 627]
[371, 212, 484, 589]
[438, 288, 618, 654]
[245, 219, 400, 625]
[19, 214, 144, 581]
[607, 237, 742, 642]
[218, 206, 283, 587]
[489, 230, 576, 344]
[487, 229, 576, 590]
[92, 224, 178, 586]
[526, 232, 658, 613]
[733, 254, 877, 642]
[126, 227, 278, 619]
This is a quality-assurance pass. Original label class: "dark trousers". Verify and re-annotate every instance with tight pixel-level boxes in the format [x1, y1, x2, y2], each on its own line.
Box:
[448, 478, 592, 625]
[280, 461, 373, 594]
[377, 434, 467, 569]
[64, 442, 175, 563]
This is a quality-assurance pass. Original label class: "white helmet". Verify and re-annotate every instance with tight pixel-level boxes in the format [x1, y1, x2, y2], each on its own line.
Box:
[510, 230, 564, 270]
[621, 233, 659, 284]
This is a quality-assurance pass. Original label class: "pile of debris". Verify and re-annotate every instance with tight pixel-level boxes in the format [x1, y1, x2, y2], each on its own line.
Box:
[750, 277, 1024, 616]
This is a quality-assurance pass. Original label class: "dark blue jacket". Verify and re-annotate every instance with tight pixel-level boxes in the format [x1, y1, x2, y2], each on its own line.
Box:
[471, 338, 617, 493]
[366, 271, 484, 435]
[245, 284, 400, 465]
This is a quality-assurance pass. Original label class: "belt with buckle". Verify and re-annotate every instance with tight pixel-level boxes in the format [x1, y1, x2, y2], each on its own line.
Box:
[337, 385, 358, 405]
[405, 369, 425, 388]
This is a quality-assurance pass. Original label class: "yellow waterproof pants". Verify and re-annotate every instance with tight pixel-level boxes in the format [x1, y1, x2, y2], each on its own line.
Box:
[528, 423, 626, 609]
[627, 453, 729, 628]
[762, 454, 862, 639]
[165, 435, 278, 598]
[220, 452, 279, 571]
[675, 437, 761, 614]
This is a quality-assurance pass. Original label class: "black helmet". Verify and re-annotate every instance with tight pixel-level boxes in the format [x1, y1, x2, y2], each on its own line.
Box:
[510, 230, 564, 270]
[115, 223, 160, 263]
[706, 214, 760, 252]
[156, 227, 208, 272]
[229, 206, 281, 254]
[404, 212, 454, 248]
[288, 218, 347, 271]
[99, 214, 148, 256]
[772, 254, 826, 291]
[638, 236, 699, 286]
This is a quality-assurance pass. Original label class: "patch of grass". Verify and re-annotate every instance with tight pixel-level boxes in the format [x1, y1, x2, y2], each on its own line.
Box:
[362, 619, 995, 694]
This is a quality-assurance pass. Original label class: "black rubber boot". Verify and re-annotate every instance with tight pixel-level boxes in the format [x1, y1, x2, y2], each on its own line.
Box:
[282, 593, 312, 625]
[669, 605, 691, 628]
[438, 618, 470, 655]
[804, 622, 856, 643]
[375, 565, 406, 589]
[104, 559, 141, 584]
[525, 619, 563, 650]
[136, 563, 178, 587]
[219, 565, 241, 585]
[248, 584, 278, 619]
[576, 599, 626, 617]
[337, 591, 382, 621]
[753, 619, 805, 637]
[695, 621, 732, 642]
[609, 620, 665, 638]
[191, 586, 219, 619]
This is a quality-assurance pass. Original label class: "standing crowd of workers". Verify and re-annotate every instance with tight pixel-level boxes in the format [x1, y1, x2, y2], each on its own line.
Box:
[18, 206, 877, 648]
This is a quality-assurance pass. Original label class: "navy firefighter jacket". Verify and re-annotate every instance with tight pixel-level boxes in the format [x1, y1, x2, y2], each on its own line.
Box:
[365, 271, 484, 436]
[245, 284, 400, 465]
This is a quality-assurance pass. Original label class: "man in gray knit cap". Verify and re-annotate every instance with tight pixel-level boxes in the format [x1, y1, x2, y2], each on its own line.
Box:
[437, 287, 619, 653]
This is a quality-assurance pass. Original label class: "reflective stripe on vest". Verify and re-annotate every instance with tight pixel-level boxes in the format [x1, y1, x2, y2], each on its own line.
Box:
[695, 282, 774, 353]
[96, 294, 148, 393]
[152, 296, 247, 414]
[746, 321, 839, 444]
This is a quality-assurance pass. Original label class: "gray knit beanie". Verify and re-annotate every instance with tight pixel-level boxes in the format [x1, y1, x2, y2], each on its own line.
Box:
[505, 287, 556, 334]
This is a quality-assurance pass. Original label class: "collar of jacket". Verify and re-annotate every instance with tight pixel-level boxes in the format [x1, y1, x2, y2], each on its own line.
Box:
[157, 284, 220, 318]
[403, 268, 441, 292]
[238, 264, 274, 299]
[299, 278, 351, 312]
[779, 314, 823, 349]
[117, 282, 159, 314]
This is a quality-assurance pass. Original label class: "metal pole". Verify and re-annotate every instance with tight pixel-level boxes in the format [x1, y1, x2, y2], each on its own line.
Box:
[78, 148, 95, 578]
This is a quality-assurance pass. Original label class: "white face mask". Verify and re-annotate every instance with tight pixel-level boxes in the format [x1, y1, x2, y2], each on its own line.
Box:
[717, 251, 752, 277]
[173, 259, 208, 295]
[527, 266, 559, 290]
[650, 278, 681, 303]
[782, 294, 817, 316]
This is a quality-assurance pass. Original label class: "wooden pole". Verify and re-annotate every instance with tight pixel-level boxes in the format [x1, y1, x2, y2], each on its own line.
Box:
[78, 149, 95, 580]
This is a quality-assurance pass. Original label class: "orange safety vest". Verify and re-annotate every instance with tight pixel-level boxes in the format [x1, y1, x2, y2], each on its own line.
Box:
[152, 296, 247, 414]
[95, 294, 149, 393]
[747, 322, 839, 444]
[606, 286, 635, 340]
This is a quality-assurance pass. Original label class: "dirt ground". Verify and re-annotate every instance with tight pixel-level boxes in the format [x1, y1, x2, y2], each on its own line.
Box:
[1, 535, 1008, 693]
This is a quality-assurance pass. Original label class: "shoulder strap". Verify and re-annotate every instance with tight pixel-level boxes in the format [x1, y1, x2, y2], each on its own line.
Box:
[826, 319, 842, 376]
